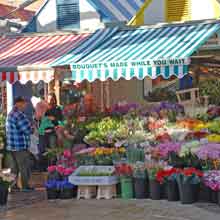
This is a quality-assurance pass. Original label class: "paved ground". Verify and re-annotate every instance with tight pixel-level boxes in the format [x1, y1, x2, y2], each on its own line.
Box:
[0, 191, 220, 220]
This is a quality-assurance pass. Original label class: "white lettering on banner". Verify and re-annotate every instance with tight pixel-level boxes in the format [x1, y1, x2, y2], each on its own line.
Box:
[71, 58, 190, 70]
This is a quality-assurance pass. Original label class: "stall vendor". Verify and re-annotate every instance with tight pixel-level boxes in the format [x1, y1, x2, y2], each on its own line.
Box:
[38, 93, 63, 154]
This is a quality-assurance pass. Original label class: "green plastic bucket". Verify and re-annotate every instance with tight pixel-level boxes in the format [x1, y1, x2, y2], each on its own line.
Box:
[120, 177, 133, 199]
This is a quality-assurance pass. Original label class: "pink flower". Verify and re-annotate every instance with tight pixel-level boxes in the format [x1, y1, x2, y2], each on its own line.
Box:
[56, 165, 66, 175]
[63, 149, 72, 158]
[63, 167, 76, 176]
[47, 165, 57, 173]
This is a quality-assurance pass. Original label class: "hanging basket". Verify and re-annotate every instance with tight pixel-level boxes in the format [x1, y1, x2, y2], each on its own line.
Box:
[149, 180, 161, 200]
[120, 177, 133, 199]
[167, 180, 179, 202]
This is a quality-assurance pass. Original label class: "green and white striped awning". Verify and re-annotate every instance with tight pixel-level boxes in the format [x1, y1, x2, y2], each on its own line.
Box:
[52, 20, 220, 82]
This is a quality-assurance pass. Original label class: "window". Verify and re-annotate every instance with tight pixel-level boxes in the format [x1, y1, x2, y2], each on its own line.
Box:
[165, 0, 191, 22]
[56, 0, 80, 30]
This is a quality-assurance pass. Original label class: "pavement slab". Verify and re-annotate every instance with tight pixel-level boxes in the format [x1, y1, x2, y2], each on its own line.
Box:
[0, 191, 220, 220]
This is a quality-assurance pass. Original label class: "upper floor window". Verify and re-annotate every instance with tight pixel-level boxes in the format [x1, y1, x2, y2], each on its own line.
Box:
[56, 0, 80, 30]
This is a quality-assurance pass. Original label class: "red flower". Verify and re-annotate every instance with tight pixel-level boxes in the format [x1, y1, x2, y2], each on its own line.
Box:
[156, 168, 178, 183]
[181, 168, 203, 177]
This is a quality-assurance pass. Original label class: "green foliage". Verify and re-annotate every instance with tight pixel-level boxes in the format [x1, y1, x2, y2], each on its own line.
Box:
[126, 148, 145, 164]
[199, 79, 220, 105]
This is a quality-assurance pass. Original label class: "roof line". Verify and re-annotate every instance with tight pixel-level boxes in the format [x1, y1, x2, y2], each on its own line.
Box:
[0, 30, 93, 37]
[21, 0, 49, 32]
[122, 18, 220, 30]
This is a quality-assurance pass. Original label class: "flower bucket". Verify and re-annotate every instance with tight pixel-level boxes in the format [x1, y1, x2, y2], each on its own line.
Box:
[46, 188, 59, 200]
[149, 180, 161, 200]
[178, 183, 199, 204]
[59, 188, 75, 200]
[167, 180, 179, 202]
[211, 190, 218, 204]
[218, 191, 220, 206]
[134, 178, 148, 199]
[198, 183, 211, 203]
[0, 185, 8, 206]
[120, 177, 133, 199]
[160, 182, 168, 199]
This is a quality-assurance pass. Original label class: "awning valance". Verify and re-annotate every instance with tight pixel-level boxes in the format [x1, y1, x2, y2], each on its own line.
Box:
[0, 33, 90, 84]
[53, 20, 220, 82]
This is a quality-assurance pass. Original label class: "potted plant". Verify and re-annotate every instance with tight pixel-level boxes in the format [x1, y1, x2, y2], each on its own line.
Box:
[176, 168, 203, 204]
[133, 162, 148, 199]
[0, 170, 15, 206]
[115, 163, 133, 199]
[147, 165, 163, 200]
[203, 170, 220, 204]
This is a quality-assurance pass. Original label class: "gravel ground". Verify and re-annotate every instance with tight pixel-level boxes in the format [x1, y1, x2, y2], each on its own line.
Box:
[0, 191, 220, 220]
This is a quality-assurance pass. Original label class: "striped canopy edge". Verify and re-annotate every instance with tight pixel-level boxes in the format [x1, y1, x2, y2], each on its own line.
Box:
[65, 21, 220, 83]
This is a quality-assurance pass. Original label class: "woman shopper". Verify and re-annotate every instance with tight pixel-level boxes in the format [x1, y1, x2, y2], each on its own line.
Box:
[38, 93, 63, 169]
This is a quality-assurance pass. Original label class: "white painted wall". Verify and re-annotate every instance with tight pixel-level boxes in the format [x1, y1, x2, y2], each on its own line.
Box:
[35, 0, 103, 32]
[37, 0, 57, 32]
[80, 0, 104, 31]
[191, 0, 215, 20]
[144, 0, 165, 25]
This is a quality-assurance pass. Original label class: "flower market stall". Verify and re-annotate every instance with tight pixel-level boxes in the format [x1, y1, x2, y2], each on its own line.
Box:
[40, 20, 220, 205]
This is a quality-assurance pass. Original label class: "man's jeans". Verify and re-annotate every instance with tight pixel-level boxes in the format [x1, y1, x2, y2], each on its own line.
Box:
[7, 150, 32, 189]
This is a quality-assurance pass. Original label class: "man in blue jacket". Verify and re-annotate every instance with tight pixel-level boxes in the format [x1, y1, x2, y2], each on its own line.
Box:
[6, 96, 34, 191]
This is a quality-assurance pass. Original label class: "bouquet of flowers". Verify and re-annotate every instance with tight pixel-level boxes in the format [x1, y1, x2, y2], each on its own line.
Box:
[176, 168, 203, 184]
[203, 170, 220, 191]
[0, 169, 16, 188]
[132, 162, 146, 179]
[154, 142, 182, 158]
[115, 163, 133, 177]
[196, 143, 220, 160]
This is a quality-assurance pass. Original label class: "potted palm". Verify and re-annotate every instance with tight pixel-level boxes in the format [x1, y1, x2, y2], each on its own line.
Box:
[176, 168, 203, 204]
[133, 162, 148, 199]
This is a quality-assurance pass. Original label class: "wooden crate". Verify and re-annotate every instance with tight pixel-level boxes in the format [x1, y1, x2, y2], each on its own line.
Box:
[29, 172, 48, 189]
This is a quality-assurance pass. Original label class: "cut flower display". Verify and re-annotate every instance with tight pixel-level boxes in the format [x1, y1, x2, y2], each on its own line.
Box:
[196, 143, 220, 160]
[203, 170, 220, 191]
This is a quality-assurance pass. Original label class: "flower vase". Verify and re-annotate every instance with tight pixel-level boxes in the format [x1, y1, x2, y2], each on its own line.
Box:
[161, 182, 168, 199]
[149, 180, 161, 200]
[134, 178, 148, 199]
[46, 188, 59, 200]
[178, 182, 199, 204]
[59, 188, 75, 200]
[211, 190, 218, 204]
[167, 180, 179, 201]
[198, 183, 211, 203]
[0, 185, 8, 206]
[120, 177, 133, 199]
[218, 191, 220, 206]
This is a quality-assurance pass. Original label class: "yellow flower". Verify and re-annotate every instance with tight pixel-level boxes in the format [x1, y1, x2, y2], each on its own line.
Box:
[207, 134, 220, 143]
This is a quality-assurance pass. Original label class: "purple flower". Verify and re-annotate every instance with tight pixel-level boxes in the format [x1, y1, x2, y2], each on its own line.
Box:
[203, 170, 220, 191]
[196, 144, 220, 160]
[155, 142, 182, 158]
